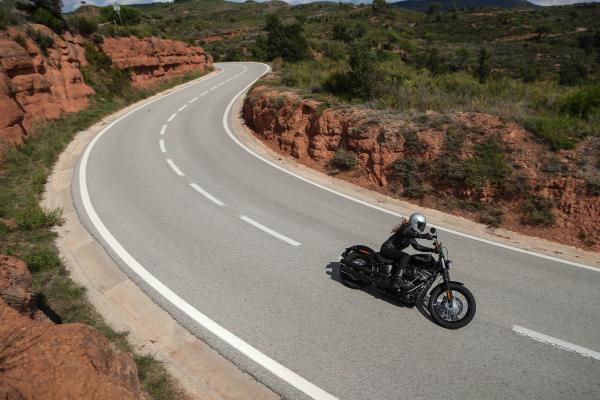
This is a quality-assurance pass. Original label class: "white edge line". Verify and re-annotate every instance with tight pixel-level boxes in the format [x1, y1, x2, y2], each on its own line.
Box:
[167, 113, 177, 122]
[166, 158, 184, 176]
[178, 104, 188, 112]
[159, 139, 166, 153]
[513, 325, 600, 361]
[190, 183, 225, 207]
[160, 124, 167, 136]
[79, 63, 338, 400]
[221, 63, 598, 273]
[240, 215, 301, 247]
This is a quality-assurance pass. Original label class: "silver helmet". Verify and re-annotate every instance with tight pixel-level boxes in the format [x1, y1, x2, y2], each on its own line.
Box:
[409, 213, 427, 232]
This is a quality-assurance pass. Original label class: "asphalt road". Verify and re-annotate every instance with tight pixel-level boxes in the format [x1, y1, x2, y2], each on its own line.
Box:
[74, 62, 600, 400]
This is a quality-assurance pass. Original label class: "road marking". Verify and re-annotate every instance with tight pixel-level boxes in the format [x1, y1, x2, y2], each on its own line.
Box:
[209, 86, 216, 91]
[201, 91, 208, 96]
[159, 139, 166, 153]
[513, 325, 600, 361]
[239, 215, 301, 247]
[221, 63, 598, 273]
[178, 104, 187, 112]
[189, 97, 199, 103]
[160, 124, 167, 136]
[80, 64, 337, 400]
[166, 158, 184, 176]
[168, 113, 177, 122]
[219, 81, 225, 86]
[190, 183, 225, 207]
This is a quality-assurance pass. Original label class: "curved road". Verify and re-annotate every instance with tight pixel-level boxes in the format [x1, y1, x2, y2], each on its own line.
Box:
[74, 63, 600, 400]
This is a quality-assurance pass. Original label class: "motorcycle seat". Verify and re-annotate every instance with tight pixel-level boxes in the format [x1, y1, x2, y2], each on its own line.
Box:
[375, 252, 394, 264]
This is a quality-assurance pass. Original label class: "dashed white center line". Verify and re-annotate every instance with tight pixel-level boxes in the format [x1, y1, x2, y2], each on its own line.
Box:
[167, 113, 177, 122]
[159, 139, 166, 153]
[513, 325, 600, 361]
[166, 158, 185, 176]
[201, 91, 208, 96]
[209, 86, 216, 91]
[189, 97, 199, 103]
[190, 183, 225, 207]
[218, 82, 225, 86]
[239, 215, 301, 247]
[160, 124, 167, 136]
[178, 104, 187, 112]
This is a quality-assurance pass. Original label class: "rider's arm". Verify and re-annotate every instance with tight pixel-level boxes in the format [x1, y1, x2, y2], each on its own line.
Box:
[410, 239, 436, 253]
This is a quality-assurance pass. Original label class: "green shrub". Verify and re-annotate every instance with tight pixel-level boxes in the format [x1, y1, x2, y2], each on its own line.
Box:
[390, 157, 428, 198]
[14, 33, 27, 48]
[30, 28, 54, 56]
[15, 206, 62, 231]
[403, 131, 428, 154]
[521, 195, 556, 225]
[524, 115, 584, 150]
[479, 208, 503, 228]
[560, 85, 600, 119]
[542, 155, 567, 174]
[31, 7, 64, 33]
[70, 16, 98, 36]
[24, 246, 61, 273]
[559, 62, 588, 86]
[331, 148, 358, 170]
[464, 139, 512, 189]
[501, 172, 531, 197]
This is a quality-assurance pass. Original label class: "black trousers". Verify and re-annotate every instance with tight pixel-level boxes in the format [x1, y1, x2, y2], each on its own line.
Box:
[380, 246, 410, 275]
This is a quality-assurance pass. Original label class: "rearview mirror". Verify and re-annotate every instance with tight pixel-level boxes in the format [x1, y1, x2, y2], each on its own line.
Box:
[430, 227, 436, 234]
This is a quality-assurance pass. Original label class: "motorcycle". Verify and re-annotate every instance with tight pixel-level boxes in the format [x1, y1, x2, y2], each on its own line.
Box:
[339, 227, 476, 329]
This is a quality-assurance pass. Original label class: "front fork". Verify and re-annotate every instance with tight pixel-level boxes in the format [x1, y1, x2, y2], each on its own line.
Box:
[442, 269, 453, 300]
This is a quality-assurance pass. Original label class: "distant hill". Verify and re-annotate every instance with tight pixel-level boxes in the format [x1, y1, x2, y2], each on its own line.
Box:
[391, 0, 538, 12]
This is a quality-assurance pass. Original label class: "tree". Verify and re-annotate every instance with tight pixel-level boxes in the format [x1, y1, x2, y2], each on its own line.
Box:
[455, 47, 470, 71]
[265, 14, 308, 62]
[347, 40, 379, 99]
[426, 2, 441, 17]
[475, 47, 490, 84]
[372, 0, 388, 12]
[19, 0, 66, 32]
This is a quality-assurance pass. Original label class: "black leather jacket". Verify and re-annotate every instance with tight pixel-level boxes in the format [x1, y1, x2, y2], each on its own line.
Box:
[382, 224, 435, 253]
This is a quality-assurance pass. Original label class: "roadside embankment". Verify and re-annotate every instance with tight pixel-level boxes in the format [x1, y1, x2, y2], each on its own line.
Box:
[0, 24, 217, 399]
[242, 84, 600, 252]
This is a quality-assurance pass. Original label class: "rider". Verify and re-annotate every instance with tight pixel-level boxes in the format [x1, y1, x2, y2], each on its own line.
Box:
[380, 213, 436, 288]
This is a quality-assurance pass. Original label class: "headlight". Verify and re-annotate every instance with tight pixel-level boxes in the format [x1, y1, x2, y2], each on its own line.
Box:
[445, 260, 452, 270]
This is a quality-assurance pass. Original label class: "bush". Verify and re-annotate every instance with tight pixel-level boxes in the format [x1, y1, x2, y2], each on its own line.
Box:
[560, 85, 600, 119]
[479, 208, 503, 228]
[330, 148, 358, 170]
[265, 14, 308, 62]
[24, 246, 61, 273]
[29, 28, 54, 56]
[464, 139, 512, 189]
[524, 115, 582, 150]
[14, 206, 62, 231]
[70, 16, 98, 36]
[521, 195, 556, 226]
[31, 7, 64, 33]
[559, 62, 588, 86]
[390, 157, 428, 198]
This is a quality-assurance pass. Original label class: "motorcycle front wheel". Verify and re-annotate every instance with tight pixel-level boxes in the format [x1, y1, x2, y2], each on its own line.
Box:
[428, 282, 476, 329]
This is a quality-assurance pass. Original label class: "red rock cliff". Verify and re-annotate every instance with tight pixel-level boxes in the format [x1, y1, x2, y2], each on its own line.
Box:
[0, 24, 94, 150]
[100, 36, 213, 88]
[0, 254, 143, 399]
[243, 85, 600, 251]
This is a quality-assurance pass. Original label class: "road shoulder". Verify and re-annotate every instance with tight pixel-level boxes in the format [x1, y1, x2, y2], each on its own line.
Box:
[42, 72, 280, 400]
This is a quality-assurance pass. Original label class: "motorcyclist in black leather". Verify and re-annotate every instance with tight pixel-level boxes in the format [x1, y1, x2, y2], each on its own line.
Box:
[380, 213, 435, 288]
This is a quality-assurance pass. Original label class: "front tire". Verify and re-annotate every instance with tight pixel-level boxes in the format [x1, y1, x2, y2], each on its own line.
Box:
[428, 282, 476, 329]
[340, 253, 370, 288]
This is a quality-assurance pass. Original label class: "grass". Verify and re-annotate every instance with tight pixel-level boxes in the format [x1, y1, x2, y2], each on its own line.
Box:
[0, 69, 210, 399]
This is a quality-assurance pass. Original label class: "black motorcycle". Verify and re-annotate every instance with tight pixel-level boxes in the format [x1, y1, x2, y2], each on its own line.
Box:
[339, 227, 476, 329]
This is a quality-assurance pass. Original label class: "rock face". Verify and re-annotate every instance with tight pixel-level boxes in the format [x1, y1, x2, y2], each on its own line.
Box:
[0, 25, 94, 150]
[101, 36, 213, 87]
[243, 85, 600, 251]
[0, 255, 143, 400]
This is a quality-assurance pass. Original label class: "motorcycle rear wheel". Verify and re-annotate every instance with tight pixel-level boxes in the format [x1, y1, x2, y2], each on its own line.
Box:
[340, 253, 370, 288]
[428, 282, 476, 329]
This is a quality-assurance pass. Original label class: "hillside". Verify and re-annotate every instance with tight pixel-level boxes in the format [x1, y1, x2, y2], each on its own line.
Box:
[392, 0, 537, 12]
[61, 0, 599, 248]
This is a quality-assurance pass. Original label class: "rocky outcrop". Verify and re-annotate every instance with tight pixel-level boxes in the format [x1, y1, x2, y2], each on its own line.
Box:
[0, 25, 94, 149]
[101, 36, 213, 87]
[0, 255, 143, 400]
[243, 85, 600, 250]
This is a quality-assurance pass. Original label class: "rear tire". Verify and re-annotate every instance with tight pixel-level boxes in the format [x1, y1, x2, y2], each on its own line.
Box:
[340, 253, 370, 288]
[428, 282, 476, 329]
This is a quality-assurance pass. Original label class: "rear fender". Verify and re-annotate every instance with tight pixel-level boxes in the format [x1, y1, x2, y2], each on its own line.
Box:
[341, 245, 377, 259]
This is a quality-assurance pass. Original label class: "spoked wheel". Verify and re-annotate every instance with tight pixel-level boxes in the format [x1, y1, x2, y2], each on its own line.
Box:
[339, 253, 370, 288]
[428, 282, 476, 329]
